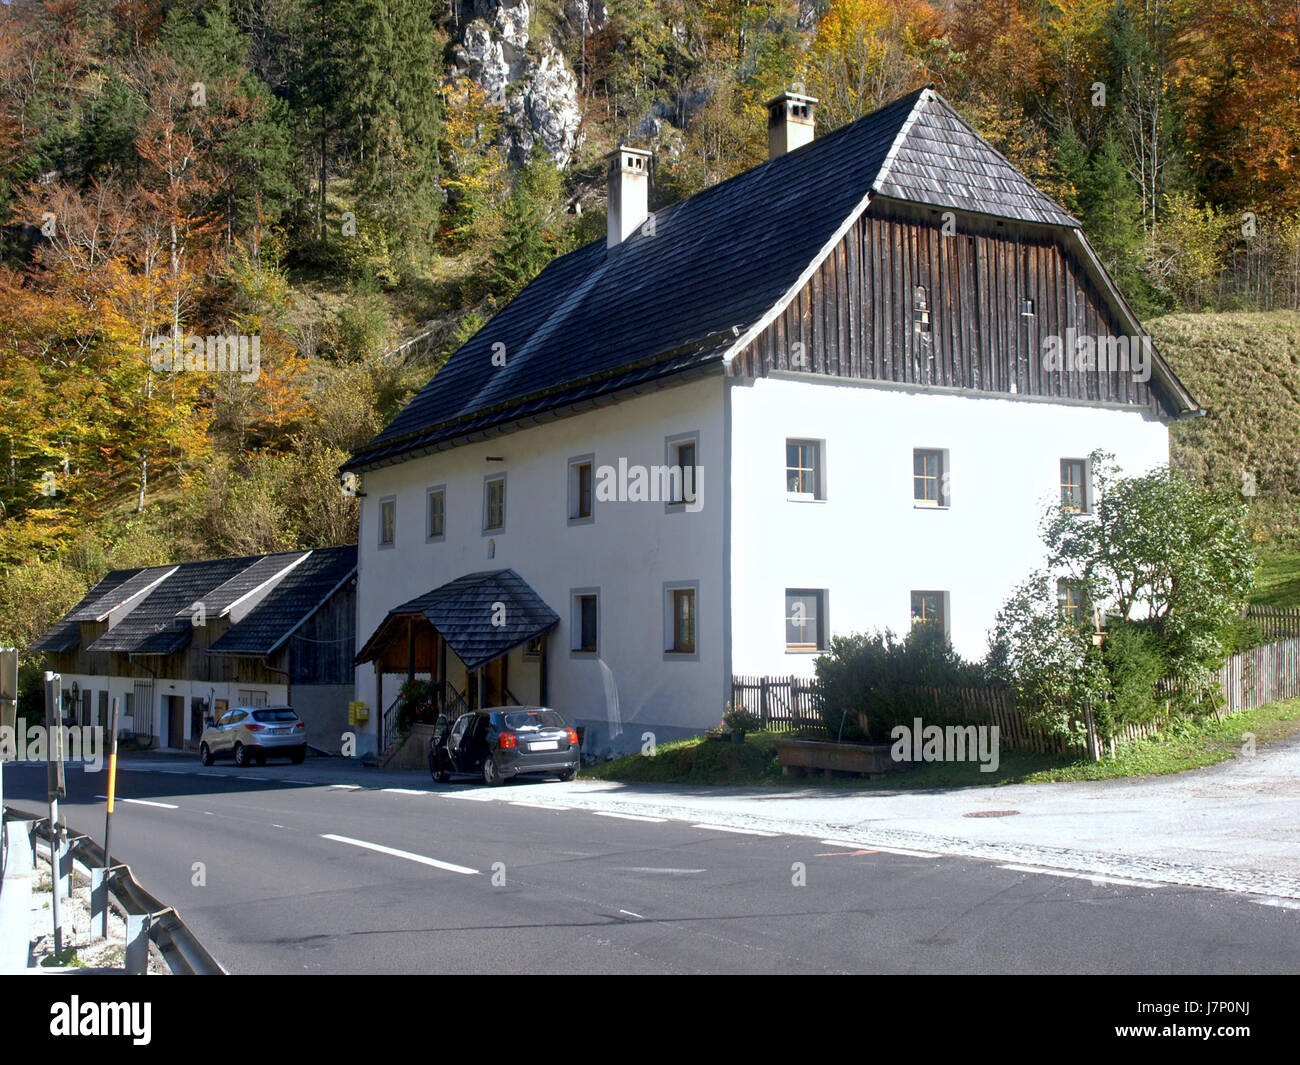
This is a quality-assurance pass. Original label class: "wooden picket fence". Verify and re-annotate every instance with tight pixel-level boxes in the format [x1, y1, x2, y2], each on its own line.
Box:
[1245, 605, 1300, 640]
[729, 675, 823, 731]
[731, 635, 1300, 760]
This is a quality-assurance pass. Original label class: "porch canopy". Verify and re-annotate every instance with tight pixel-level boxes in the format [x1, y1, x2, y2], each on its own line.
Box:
[355, 568, 559, 673]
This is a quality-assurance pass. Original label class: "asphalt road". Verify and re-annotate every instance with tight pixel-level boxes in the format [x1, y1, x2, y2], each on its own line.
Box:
[6, 760, 1299, 974]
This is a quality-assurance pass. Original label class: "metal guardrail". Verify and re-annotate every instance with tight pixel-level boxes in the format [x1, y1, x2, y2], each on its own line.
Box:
[3, 806, 226, 975]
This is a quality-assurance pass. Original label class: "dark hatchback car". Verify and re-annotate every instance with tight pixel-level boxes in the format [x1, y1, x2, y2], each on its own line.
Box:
[429, 707, 579, 786]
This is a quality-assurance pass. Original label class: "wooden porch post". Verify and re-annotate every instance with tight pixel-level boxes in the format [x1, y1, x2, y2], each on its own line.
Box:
[406, 617, 415, 686]
[478, 668, 487, 709]
[437, 634, 447, 711]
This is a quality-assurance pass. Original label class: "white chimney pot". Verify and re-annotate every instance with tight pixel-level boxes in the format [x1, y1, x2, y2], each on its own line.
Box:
[766, 91, 818, 159]
[606, 146, 652, 249]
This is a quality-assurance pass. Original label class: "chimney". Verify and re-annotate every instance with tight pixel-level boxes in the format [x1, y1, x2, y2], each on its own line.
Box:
[606, 146, 651, 248]
[765, 91, 818, 158]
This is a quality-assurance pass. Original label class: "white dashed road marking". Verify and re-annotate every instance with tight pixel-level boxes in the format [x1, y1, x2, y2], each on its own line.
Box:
[999, 864, 1165, 889]
[691, 824, 779, 837]
[1253, 896, 1300, 910]
[320, 834, 479, 875]
[95, 796, 178, 809]
[820, 839, 938, 858]
[594, 812, 667, 823]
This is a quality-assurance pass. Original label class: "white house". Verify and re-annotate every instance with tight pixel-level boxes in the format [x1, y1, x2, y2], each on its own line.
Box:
[343, 87, 1200, 759]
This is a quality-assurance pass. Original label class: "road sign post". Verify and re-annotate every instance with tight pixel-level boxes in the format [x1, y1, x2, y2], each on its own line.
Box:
[44, 671, 65, 955]
[0, 648, 17, 845]
[102, 696, 120, 937]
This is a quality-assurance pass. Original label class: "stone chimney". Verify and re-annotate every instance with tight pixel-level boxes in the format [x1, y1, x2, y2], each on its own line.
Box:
[606, 146, 651, 248]
[765, 91, 818, 158]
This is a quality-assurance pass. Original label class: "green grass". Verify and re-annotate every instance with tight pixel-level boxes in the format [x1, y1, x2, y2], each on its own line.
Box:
[1249, 543, 1300, 606]
[582, 698, 1300, 789]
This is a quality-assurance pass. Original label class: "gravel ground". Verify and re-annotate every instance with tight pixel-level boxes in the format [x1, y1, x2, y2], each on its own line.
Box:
[26, 844, 169, 974]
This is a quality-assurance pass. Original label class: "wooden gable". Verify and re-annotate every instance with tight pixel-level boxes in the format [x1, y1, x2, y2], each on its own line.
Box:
[728, 198, 1183, 419]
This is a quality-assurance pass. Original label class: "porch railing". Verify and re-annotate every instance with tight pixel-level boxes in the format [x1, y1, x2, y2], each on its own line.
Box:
[380, 682, 471, 754]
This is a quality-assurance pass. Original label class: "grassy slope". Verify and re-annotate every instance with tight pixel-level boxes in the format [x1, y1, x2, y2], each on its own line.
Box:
[1148, 310, 1300, 605]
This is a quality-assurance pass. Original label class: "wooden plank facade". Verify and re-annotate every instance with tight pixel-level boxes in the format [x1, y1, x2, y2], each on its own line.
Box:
[729, 199, 1179, 418]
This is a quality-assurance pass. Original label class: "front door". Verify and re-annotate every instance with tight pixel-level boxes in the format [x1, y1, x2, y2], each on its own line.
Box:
[166, 696, 185, 748]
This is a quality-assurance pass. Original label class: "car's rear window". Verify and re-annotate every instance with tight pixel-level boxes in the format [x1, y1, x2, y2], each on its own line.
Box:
[253, 709, 298, 722]
[502, 710, 566, 731]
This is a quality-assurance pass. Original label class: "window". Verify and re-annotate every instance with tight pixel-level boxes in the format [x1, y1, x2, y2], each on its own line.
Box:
[378, 496, 396, 547]
[1058, 580, 1086, 625]
[665, 432, 700, 508]
[913, 449, 946, 506]
[785, 589, 827, 651]
[523, 635, 544, 659]
[786, 440, 822, 498]
[568, 455, 594, 523]
[1021, 298, 1035, 317]
[572, 591, 599, 654]
[913, 285, 931, 333]
[1060, 458, 1088, 513]
[426, 487, 445, 541]
[910, 591, 946, 631]
[665, 584, 698, 656]
[483, 474, 506, 533]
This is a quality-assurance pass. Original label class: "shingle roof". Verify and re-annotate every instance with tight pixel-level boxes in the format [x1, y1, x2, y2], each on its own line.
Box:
[29, 567, 167, 652]
[206, 546, 357, 656]
[66, 566, 169, 622]
[344, 89, 932, 472]
[86, 556, 261, 655]
[345, 85, 1195, 473]
[29, 548, 357, 659]
[872, 89, 1079, 227]
[175, 550, 308, 619]
[356, 569, 559, 671]
[27, 619, 81, 654]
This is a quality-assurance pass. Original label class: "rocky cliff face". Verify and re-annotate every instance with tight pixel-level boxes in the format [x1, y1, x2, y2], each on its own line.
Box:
[451, 0, 584, 168]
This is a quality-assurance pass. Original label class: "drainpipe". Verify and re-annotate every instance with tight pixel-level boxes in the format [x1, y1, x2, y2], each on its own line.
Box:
[128, 656, 158, 748]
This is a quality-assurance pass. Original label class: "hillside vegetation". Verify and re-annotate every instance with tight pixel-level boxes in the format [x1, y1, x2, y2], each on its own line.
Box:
[1, 0, 1299, 654]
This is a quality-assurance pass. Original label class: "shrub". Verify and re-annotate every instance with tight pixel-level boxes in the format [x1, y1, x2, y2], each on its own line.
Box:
[814, 624, 981, 743]
[1102, 622, 1169, 726]
[722, 703, 762, 732]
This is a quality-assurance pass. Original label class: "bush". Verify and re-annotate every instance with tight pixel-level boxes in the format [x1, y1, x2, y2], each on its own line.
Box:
[1102, 622, 1169, 726]
[397, 679, 438, 731]
[814, 624, 981, 743]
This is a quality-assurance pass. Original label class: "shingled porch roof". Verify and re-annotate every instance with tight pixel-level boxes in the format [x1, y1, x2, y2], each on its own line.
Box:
[355, 569, 559, 672]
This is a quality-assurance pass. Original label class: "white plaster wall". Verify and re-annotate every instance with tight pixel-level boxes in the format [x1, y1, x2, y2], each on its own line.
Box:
[728, 375, 1172, 671]
[355, 376, 727, 756]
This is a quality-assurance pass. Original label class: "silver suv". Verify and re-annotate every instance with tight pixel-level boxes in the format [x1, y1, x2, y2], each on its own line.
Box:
[200, 705, 307, 767]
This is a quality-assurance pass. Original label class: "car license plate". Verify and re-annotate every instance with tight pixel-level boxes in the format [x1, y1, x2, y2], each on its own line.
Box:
[529, 740, 558, 751]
